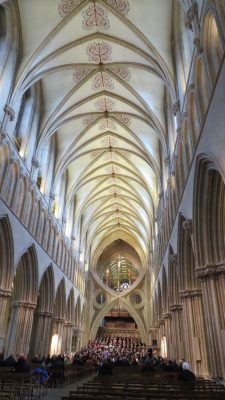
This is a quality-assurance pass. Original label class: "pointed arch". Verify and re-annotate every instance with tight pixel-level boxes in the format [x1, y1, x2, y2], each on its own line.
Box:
[177, 213, 199, 292]
[193, 155, 225, 268]
[89, 298, 147, 343]
[75, 295, 81, 327]
[161, 265, 168, 314]
[37, 265, 55, 314]
[66, 288, 75, 323]
[203, 10, 224, 85]
[54, 278, 66, 319]
[0, 215, 14, 292]
[168, 246, 179, 307]
[13, 245, 38, 304]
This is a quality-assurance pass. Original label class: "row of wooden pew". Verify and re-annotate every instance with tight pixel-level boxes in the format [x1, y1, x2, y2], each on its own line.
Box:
[0, 374, 47, 400]
[61, 367, 225, 400]
[0, 364, 94, 400]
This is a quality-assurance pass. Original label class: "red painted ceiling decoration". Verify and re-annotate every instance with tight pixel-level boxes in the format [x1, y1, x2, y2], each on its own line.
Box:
[73, 66, 95, 84]
[119, 149, 131, 158]
[108, 187, 121, 194]
[101, 136, 118, 147]
[109, 65, 130, 81]
[86, 42, 112, 63]
[106, 0, 130, 16]
[82, 3, 110, 30]
[98, 118, 117, 130]
[82, 114, 99, 127]
[95, 97, 114, 111]
[105, 165, 120, 174]
[92, 71, 114, 90]
[90, 149, 103, 159]
[59, 0, 82, 17]
[114, 114, 132, 126]
[103, 151, 119, 161]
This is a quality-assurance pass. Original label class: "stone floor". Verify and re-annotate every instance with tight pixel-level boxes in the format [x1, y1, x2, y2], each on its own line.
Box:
[45, 373, 96, 400]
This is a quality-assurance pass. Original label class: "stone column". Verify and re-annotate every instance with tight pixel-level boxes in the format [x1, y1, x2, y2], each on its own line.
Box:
[162, 313, 172, 359]
[157, 319, 165, 356]
[62, 322, 74, 355]
[4, 301, 36, 357]
[51, 317, 65, 355]
[0, 289, 11, 353]
[170, 304, 184, 361]
[30, 311, 53, 357]
[196, 265, 225, 378]
[179, 289, 209, 376]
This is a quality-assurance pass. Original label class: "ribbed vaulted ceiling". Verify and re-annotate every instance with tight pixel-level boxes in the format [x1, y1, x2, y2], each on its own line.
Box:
[15, 0, 175, 267]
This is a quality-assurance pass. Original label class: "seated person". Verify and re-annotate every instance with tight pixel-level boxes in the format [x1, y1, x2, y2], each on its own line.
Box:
[179, 361, 195, 381]
[98, 358, 113, 375]
[32, 354, 41, 364]
[12, 355, 30, 373]
[5, 353, 16, 367]
[32, 367, 49, 384]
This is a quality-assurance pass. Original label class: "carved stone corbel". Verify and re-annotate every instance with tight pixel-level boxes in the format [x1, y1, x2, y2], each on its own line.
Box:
[173, 100, 180, 116]
[183, 219, 193, 235]
[185, 1, 199, 32]
[169, 254, 177, 265]
[4, 105, 15, 121]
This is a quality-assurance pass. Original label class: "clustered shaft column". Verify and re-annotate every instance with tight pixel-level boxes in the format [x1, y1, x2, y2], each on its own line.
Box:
[4, 301, 36, 357]
[31, 311, 53, 356]
[162, 313, 172, 358]
[0, 289, 11, 352]
[196, 265, 225, 377]
[180, 289, 209, 376]
[62, 322, 74, 355]
[51, 317, 65, 355]
[169, 304, 184, 361]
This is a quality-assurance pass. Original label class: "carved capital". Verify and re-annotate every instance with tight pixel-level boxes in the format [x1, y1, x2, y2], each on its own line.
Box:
[183, 219, 193, 235]
[163, 312, 172, 320]
[53, 317, 66, 323]
[12, 301, 36, 309]
[196, 263, 225, 280]
[170, 304, 182, 312]
[179, 289, 202, 300]
[158, 191, 164, 199]
[63, 322, 74, 327]
[0, 288, 11, 298]
[35, 310, 53, 318]
[4, 104, 15, 121]
[148, 327, 158, 334]
[50, 192, 55, 200]
[62, 216, 67, 224]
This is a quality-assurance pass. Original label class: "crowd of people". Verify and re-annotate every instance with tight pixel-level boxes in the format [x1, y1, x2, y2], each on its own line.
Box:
[0, 336, 195, 381]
